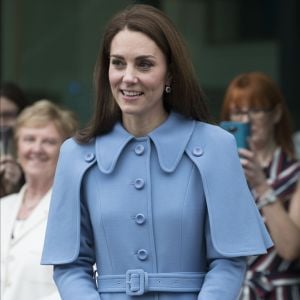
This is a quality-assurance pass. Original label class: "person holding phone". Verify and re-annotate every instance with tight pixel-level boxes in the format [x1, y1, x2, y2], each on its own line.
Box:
[0, 82, 28, 197]
[221, 71, 300, 299]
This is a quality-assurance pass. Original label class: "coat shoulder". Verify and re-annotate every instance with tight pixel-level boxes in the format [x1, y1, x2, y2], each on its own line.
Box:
[60, 137, 95, 154]
[195, 121, 235, 139]
[58, 138, 96, 168]
[0, 192, 18, 204]
[190, 121, 237, 151]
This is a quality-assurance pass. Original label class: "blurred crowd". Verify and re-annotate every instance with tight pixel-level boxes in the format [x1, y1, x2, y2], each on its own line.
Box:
[1, 69, 299, 299]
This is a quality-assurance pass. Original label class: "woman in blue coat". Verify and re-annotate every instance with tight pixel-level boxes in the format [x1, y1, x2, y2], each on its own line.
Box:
[42, 4, 272, 300]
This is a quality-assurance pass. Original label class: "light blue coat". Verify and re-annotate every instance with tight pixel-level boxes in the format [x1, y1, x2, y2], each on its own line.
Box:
[42, 112, 272, 300]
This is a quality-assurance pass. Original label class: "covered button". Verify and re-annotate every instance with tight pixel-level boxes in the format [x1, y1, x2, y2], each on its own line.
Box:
[134, 144, 145, 155]
[134, 178, 145, 190]
[84, 152, 95, 162]
[135, 213, 146, 225]
[192, 147, 204, 157]
[137, 249, 148, 261]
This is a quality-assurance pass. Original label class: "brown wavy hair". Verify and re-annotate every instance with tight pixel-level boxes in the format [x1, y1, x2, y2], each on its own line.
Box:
[221, 72, 295, 157]
[76, 4, 211, 143]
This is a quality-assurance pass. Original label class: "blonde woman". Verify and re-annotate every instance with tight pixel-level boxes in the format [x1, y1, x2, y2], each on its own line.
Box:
[1, 100, 78, 300]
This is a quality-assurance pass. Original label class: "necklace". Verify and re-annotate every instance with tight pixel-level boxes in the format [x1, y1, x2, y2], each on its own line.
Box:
[17, 200, 39, 220]
[22, 200, 40, 210]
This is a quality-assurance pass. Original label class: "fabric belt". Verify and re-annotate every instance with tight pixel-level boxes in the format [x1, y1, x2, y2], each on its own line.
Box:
[97, 269, 205, 296]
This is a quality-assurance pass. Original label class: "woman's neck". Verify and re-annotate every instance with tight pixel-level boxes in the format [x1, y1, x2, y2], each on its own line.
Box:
[254, 140, 277, 167]
[24, 177, 52, 204]
[17, 178, 52, 220]
[123, 110, 168, 137]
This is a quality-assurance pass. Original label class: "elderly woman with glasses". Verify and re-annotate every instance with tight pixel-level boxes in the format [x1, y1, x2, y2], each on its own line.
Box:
[221, 71, 300, 300]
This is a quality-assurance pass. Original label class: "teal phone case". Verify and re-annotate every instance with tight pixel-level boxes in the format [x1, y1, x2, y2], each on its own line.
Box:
[220, 121, 250, 149]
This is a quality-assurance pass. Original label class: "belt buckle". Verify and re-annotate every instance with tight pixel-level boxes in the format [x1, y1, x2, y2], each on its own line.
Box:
[126, 269, 147, 296]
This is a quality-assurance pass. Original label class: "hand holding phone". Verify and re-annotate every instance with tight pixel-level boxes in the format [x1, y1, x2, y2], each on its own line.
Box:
[219, 121, 250, 149]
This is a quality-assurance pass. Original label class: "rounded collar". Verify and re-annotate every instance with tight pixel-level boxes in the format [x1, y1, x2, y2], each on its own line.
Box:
[95, 112, 196, 174]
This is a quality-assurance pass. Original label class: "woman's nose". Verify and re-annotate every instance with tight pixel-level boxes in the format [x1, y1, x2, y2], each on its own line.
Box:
[240, 114, 250, 123]
[32, 141, 43, 152]
[122, 67, 137, 83]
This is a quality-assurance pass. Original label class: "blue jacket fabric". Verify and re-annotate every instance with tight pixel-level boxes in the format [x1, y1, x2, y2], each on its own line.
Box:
[42, 112, 272, 299]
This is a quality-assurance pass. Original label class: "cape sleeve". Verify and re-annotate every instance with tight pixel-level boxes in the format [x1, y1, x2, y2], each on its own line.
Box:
[41, 138, 96, 264]
[186, 123, 273, 257]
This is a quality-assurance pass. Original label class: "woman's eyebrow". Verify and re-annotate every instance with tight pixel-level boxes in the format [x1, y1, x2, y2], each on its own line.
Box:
[109, 55, 123, 59]
[110, 54, 156, 59]
[135, 55, 155, 59]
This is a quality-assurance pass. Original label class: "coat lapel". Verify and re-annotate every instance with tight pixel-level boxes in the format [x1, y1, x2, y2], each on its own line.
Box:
[1, 186, 25, 258]
[9, 189, 52, 246]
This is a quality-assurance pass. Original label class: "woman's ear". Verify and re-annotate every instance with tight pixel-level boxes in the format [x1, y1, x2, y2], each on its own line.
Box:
[166, 72, 172, 86]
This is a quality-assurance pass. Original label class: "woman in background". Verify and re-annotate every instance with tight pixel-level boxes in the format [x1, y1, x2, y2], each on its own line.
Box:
[221, 71, 300, 299]
[1, 100, 78, 300]
[0, 82, 28, 197]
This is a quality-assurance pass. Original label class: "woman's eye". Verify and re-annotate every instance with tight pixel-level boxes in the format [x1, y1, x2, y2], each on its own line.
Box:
[111, 59, 125, 68]
[138, 61, 153, 70]
[23, 136, 35, 142]
[43, 139, 58, 146]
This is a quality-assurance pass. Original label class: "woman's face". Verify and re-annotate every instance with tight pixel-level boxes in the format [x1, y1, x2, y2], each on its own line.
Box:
[0, 96, 19, 128]
[108, 29, 170, 122]
[229, 105, 278, 147]
[17, 122, 63, 181]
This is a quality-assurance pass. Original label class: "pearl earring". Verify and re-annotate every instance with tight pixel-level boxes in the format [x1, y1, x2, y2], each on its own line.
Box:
[165, 85, 171, 93]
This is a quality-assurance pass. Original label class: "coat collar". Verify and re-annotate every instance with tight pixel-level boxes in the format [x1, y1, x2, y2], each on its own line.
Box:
[95, 112, 196, 174]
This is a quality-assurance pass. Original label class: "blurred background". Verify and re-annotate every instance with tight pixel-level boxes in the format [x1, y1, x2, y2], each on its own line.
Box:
[1, 0, 299, 129]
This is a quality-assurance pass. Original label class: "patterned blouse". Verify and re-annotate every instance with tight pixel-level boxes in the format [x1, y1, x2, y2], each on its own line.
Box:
[240, 147, 300, 300]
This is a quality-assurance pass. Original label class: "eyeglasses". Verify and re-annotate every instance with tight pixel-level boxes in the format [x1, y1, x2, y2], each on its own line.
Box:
[230, 108, 274, 120]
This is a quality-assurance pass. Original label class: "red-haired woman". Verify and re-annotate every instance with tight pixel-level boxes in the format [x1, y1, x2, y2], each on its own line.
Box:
[221, 71, 300, 299]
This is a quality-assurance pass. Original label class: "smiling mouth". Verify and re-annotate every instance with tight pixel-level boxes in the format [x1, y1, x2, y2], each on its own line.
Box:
[121, 90, 143, 97]
[27, 155, 48, 162]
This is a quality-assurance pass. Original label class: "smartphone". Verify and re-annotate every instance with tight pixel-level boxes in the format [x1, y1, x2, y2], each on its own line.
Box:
[219, 121, 250, 149]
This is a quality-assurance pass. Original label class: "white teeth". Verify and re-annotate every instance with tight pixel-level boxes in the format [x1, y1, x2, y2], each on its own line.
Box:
[122, 90, 143, 96]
